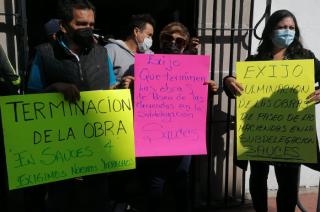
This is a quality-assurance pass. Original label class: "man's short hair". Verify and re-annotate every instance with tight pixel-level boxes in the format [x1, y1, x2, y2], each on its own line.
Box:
[57, 0, 95, 23]
[126, 14, 156, 37]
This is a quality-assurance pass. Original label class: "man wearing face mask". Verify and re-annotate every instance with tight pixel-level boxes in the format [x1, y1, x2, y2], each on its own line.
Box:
[26, 0, 116, 211]
[27, 0, 116, 97]
[105, 14, 155, 86]
[104, 14, 155, 211]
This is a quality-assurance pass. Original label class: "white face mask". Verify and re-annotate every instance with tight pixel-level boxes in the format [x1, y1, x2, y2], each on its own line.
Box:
[138, 37, 153, 53]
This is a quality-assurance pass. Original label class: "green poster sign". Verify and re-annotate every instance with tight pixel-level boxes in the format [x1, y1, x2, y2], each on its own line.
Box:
[0, 90, 135, 190]
[236, 59, 317, 163]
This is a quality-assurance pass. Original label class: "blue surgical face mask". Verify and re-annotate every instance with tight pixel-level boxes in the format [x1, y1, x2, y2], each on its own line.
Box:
[271, 29, 295, 48]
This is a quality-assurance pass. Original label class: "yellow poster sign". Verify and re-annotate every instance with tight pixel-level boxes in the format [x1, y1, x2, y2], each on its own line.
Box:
[236, 59, 317, 163]
[0, 90, 135, 190]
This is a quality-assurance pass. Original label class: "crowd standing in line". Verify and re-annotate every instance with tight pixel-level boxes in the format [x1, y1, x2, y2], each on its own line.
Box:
[0, 0, 319, 211]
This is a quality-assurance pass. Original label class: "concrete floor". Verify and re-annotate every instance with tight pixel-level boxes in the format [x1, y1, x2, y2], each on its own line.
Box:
[198, 187, 319, 212]
[2, 186, 319, 211]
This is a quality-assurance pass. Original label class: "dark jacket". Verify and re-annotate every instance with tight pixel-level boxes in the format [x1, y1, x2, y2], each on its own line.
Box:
[28, 36, 110, 92]
[223, 49, 320, 170]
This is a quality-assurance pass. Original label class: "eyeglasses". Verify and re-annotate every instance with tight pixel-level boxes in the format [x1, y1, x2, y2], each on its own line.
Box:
[161, 33, 187, 49]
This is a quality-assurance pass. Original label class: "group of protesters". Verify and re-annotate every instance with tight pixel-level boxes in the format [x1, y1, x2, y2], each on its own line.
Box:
[1, 0, 320, 212]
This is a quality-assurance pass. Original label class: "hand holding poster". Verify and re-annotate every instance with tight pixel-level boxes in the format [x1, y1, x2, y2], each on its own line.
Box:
[0, 90, 135, 190]
[134, 54, 210, 157]
[236, 59, 317, 163]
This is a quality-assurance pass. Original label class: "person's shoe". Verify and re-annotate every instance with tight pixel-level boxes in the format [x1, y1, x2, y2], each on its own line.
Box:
[125, 204, 139, 212]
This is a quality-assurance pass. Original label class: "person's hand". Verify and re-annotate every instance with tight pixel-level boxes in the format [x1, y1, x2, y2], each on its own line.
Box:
[120, 76, 134, 89]
[306, 89, 320, 103]
[203, 80, 218, 93]
[45, 82, 80, 103]
[224, 76, 243, 96]
[186, 37, 200, 54]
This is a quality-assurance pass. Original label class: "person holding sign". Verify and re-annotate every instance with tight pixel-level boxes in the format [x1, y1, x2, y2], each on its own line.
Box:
[135, 22, 217, 212]
[25, 0, 116, 211]
[224, 10, 320, 212]
[26, 1, 117, 98]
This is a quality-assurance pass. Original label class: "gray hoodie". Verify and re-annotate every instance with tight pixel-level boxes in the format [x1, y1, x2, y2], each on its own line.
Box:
[105, 39, 135, 83]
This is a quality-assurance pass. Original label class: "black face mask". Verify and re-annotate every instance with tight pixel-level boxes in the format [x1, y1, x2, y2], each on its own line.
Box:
[71, 27, 95, 49]
[161, 42, 182, 54]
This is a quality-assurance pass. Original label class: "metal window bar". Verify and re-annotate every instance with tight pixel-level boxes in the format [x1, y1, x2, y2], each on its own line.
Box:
[243, 0, 255, 205]
[206, 0, 217, 207]
[225, 0, 236, 206]
[15, 0, 29, 93]
[195, 0, 261, 209]
[0, 12, 20, 16]
[0, 0, 28, 93]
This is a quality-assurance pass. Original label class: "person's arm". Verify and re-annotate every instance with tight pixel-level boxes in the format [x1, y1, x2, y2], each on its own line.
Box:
[313, 54, 320, 84]
[45, 82, 80, 103]
[223, 76, 243, 98]
[306, 52, 320, 103]
[222, 55, 257, 98]
[203, 80, 218, 93]
[117, 63, 135, 89]
[28, 51, 80, 102]
[184, 37, 200, 55]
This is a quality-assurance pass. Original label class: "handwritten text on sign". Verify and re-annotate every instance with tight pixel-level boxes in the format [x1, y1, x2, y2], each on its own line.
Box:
[236, 59, 317, 163]
[0, 90, 135, 190]
[134, 54, 209, 157]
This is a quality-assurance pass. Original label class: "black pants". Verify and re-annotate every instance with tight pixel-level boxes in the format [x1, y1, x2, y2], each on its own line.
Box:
[139, 156, 191, 212]
[108, 169, 139, 210]
[46, 174, 110, 212]
[249, 161, 300, 212]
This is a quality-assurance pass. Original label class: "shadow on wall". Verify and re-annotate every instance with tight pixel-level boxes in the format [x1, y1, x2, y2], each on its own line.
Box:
[193, 103, 236, 206]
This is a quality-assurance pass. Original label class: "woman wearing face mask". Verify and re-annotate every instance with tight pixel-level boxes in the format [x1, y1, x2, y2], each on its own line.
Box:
[137, 22, 217, 212]
[224, 10, 320, 212]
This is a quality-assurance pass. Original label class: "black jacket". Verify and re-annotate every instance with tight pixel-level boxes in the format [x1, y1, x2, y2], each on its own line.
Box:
[32, 37, 110, 92]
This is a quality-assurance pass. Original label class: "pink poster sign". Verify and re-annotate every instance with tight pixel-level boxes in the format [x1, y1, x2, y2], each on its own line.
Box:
[134, 54, 210, 157]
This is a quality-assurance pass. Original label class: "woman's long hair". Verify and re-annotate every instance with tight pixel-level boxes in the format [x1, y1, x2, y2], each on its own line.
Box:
[257, 9, 305, 59]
